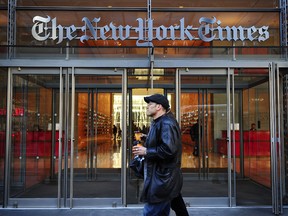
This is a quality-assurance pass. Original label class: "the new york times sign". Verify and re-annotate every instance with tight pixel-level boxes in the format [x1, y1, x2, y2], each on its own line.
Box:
[32, 15, 269, 46]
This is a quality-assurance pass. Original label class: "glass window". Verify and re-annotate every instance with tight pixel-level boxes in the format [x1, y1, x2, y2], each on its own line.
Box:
[9, 8, 280, 59]
[152, 0, 278, 8]
[0, 9, 7, 58]
[0, 10, 8, 45]
[16, 0, 278, 8]
[17, 0, 147, 7]
[0, 0, 7, 6]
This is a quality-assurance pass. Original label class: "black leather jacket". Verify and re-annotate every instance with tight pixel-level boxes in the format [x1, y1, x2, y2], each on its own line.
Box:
[140, 113, 183, 203]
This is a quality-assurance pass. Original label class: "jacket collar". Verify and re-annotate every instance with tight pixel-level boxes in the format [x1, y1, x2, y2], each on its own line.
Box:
[153, 113, 165, 122]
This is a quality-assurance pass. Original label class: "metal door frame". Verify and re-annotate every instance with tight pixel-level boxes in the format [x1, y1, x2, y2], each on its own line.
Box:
[178, 68, 236, 207]
[4, 67, 128, 208]
[69, 68, 127, 208]
[5, 67, 62, 208]
[269, 63, 284, 214]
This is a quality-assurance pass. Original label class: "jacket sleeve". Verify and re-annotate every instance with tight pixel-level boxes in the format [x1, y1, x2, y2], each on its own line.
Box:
[146, 118, 180, 160]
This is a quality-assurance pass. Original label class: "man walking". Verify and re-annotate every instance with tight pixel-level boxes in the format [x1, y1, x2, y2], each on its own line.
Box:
[132, 94, 184, 216]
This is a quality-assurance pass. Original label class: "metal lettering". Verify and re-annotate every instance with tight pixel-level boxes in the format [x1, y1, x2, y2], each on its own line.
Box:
[169, 25, 179, 40]
[66, 25, 77, 41]
[109, 23, 131, 40]
[31, 16, 270, 45]
[230, 26, 244, 41]
[100, 25, 110, 40]
[180, 18, 194, 40]
[258, 26, 269, 42]
[217, 25, 233, 41]
[80, 17, 100, 43]
[247, 26, 257, 41]
[198, 17, 216, 42]
[51, 17, 64, 44]
[31, 15, 51, 41]
[147, 19, 154, 43]
[136, 18, 149, 46]
[155, 25, 167, 40]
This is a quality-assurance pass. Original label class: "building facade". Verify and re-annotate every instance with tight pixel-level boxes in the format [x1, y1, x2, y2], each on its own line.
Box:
[0, 0, 287, 215]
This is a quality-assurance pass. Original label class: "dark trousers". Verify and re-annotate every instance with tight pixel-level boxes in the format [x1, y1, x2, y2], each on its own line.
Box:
[143, 200, 170, 216]
[171, 193, 189, 216]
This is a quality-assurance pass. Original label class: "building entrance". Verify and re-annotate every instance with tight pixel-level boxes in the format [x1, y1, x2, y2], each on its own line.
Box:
[4, 66, 283, 209]
[6, 68, 125, 208]
[179, 68, 273, 206]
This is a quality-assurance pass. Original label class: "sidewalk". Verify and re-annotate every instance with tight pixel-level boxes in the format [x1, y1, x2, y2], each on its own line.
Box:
[0, 207, 284, 216]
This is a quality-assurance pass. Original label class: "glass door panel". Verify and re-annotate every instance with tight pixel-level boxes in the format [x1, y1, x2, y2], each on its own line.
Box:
[180, 72, 233, 206]
[181, 91, 229, 170]
[72, 74, 122, 206]
[9, 73, 60, 205]
[181, 91, 229, 188]
[242, 82, 271, 186]
[234, 68, 272, 206]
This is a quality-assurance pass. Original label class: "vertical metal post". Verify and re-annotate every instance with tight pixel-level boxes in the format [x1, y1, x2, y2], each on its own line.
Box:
[197, 89, 201, 178]
[90, 90, 95, 179]
[228, 67, 236, 207]
[63, 69, 70, 207]
[284, 74, 288, 203]
[176, 69, 180, 123]
[4, 69, 13, 207]
[275, 64, 283, 214]
[231, 69, 236, 207]
[280, 0, 288, 59]
[232, 41, 236, 61]
[150, 53, 154, 91]
[69, 67, 75, 208]
[269, 63, 275, 213]
[57, 67, 63, 208]
[269, 62, 284, 215]
[270, 63, 284, 215]
[94, 90, 98, 179]
[121, 69, 128, 206]
[51, 91, 56, 179]
[270, 62, 278, 214]
[147, 0, 152, 47]
[66, 41, 70, 60]
[7, 0, 16, 59]
[227, 68, 232, 207]
[87, 91, 91, 178]
[147, 0, 154, 91]
[204, 89, 208, 179]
